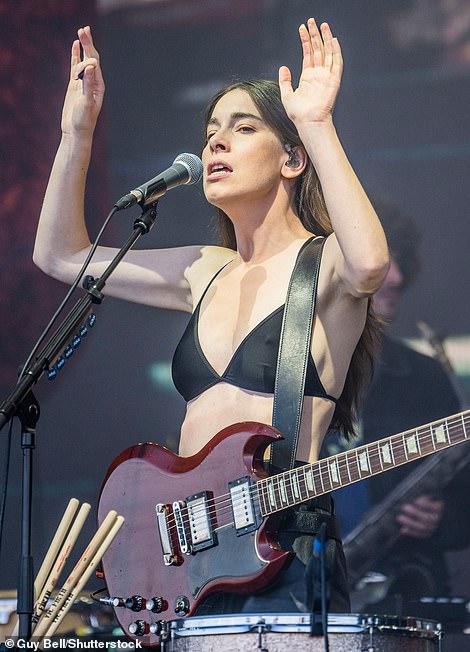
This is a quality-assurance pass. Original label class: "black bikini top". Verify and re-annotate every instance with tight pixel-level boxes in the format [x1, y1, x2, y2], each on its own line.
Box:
[171, 247, 338, 404]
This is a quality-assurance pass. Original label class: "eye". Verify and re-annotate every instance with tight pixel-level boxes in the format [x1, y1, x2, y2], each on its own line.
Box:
[237, 125, 255, 133]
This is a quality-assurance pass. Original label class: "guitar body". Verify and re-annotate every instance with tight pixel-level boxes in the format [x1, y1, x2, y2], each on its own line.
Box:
[97, 421, 293, 645]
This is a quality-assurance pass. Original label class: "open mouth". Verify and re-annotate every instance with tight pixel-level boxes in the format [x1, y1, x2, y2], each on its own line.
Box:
[207, 162, 233, 179]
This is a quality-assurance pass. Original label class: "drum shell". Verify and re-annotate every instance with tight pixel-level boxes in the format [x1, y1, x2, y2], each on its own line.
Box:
[167, 613, 441, 652]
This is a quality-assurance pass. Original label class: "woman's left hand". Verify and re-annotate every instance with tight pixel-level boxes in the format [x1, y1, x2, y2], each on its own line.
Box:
[279, 19, 343, 127]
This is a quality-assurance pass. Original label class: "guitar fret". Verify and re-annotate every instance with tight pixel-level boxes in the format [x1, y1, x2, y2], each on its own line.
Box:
[317, 462, 326, 492]
[305, 466, 315, 494]
[285, 473, 296, 506]
[346, 450, 360, 483]
[329, 458, 340, 486]
[405, 432, 419, 456]
[356, 448, 371, 476]
[307, 465, 317, 494]
[337, 452, 349, 487]
[368, 442, 382, 474]
[344, 452, 353, 484]
[278, 476, 288, 504]
[262, 483, 269, 514]
[258, 482, 267, 515]
[326, 459, 334, 487]
[377, 441, 384, 471]
[354, 449, 360, 477]
[462, 414, 468, 439]
[273, 477, 282, 508]
[415, 429, 422, 455]
[432, 423, 447, 447]
[267, 479, 277, 509]
[402, 433, 409, 460]
[420, 425, 434, 456]
[299, 470, 309, 501]
[445, 421, 451, 444]
[380, 440, 394, 467]
[291, 470, 301, 500]
[393, 436, 408, 464]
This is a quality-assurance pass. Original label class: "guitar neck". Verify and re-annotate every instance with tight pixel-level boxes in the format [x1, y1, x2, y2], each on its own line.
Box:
[257, 409, 470, 517]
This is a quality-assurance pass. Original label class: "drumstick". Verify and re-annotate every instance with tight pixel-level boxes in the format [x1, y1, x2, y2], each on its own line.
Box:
[33, 510, 118, 637]
[33, 502, 91, 624]
[9, 498, 81, 638]
[40, 515, 125, 641]
[34, 498, 80, 597]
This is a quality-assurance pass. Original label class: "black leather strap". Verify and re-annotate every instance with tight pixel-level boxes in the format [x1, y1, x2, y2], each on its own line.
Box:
[270, 236, 325, 472]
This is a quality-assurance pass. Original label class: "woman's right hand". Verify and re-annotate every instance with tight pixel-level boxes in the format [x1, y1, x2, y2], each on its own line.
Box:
[62, 25, 105, 138]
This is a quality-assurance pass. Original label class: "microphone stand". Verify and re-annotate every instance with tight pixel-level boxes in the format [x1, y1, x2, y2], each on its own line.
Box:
[309, 522, 330, 651]
[0, 203, 159, 641]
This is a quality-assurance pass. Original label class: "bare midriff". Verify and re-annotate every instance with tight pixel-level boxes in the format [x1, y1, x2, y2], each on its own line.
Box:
[178, 383, 336, 463]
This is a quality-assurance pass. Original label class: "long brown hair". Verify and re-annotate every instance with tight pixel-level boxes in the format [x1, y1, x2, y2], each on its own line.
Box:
[204, 79, 382, 439]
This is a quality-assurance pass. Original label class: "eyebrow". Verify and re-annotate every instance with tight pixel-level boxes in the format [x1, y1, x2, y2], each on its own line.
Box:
[207, 112, 264, 127]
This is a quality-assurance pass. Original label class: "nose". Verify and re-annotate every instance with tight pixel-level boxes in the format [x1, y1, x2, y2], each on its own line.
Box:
[208, 129, 229, 153]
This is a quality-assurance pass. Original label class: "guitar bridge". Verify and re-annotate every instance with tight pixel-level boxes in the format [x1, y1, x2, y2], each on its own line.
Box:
[173, 500, 191, 554]
[155, 503, 178, 566]
[229, 476, 261, 536]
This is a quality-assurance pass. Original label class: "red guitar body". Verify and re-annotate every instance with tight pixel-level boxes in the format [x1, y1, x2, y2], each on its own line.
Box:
[97, 421, 293, 646]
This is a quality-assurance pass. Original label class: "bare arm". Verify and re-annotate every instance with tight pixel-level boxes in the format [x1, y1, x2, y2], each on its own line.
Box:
[34, 26, 229, 311]
[279, 19, 389, 298]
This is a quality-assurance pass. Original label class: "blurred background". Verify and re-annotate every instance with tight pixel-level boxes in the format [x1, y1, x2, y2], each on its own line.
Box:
[0, 0, 469, 645]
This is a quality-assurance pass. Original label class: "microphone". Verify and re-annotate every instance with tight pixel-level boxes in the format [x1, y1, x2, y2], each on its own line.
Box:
[114, 153, 203, 211]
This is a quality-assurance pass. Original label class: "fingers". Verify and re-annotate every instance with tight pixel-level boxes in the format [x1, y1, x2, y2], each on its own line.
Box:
[278, 65, 293, 103]
[70, 39, 80, 71]
[78, 25, 99, 60]
[299, 23, 314, 68]
[70, 26, 102, 82]
[396, 497, 444, 539]
[307, 19, 323, 67]
[299, 19, 342, 73]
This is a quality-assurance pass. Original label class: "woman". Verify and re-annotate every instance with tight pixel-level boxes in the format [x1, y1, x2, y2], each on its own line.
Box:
[34, 20, 389, 613]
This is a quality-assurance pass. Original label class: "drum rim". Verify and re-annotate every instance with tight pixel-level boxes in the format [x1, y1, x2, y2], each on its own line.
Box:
[169, 612, 441, 639]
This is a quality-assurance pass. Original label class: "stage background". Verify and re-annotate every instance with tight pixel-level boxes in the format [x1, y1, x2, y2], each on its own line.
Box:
[0, 0, 469, 621]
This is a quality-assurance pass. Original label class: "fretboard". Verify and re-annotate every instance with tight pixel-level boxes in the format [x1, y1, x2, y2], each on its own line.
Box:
[256, 409, 470, 516]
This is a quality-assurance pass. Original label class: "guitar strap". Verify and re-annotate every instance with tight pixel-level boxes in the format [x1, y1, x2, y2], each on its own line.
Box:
[270, 235, 326, 472]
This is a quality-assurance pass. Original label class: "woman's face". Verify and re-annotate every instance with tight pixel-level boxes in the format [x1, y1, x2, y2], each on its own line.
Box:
[202, 88, 288, 210]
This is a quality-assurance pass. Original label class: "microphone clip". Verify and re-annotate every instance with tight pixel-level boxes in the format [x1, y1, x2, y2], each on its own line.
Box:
[133, 201, 159, 235]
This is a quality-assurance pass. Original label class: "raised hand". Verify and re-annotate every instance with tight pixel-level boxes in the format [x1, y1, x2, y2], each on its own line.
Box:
[62, 26, 105, 138]
[279, 19, 343, 127]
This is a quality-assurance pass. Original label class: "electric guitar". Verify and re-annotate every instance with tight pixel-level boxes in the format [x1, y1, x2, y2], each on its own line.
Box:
[97, 410, 470, 645]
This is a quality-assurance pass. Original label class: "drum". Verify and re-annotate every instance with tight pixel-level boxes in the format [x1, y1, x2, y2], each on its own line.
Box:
[167, 613, 442, 651]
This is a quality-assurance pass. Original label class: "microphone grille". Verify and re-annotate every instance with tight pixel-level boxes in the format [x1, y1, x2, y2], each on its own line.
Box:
[173, 153, 203, 185]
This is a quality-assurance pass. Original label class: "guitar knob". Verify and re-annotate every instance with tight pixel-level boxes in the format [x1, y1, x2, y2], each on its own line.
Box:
[174, 595, 190, 616]
[147, 596, 164, 613]
[149, 621, 162, 635]
[128, 620, 147, 637]
[125, 595, 145, 612]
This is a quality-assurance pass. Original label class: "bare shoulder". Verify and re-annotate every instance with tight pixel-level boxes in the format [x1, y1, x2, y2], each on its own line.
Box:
[185, 245, 237, 307]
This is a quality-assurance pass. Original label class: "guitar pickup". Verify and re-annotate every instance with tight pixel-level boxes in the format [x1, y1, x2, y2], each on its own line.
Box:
[186, 491, 217, 552]
[229, 476, 261, 536]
